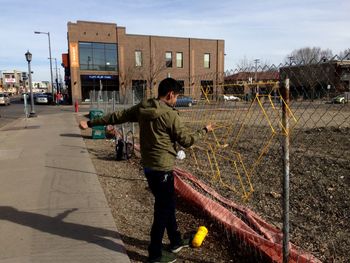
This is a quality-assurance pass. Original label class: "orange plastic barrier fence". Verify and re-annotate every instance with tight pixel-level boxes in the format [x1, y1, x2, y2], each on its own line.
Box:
[173, 168, 321, 263]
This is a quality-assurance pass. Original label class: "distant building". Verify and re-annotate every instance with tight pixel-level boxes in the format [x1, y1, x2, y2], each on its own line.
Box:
[32, 81, 49, 93]
[225, 71, 279, 96]
[0, 70, 23, 94]
[0, 70, 51, 94]
[65, 20, 225, 103]
[280, 60, 350, 100]
[224, 60, 350, 101]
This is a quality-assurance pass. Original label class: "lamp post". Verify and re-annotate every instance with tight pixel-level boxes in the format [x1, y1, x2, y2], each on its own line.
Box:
[34, 31, 54, 95]
[25, 50, 36, 117]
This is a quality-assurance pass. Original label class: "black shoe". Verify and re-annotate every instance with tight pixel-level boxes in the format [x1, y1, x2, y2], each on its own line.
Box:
[148, 250, 177, 263]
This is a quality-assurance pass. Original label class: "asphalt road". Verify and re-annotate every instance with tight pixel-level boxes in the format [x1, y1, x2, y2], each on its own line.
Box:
[0, 96, 70, 129]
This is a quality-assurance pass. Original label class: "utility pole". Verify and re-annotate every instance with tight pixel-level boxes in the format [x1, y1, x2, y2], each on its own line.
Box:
[254, 59, 260, 96]
[48, 57, 59, 103]
[54, 58, 59, 94]
[34, 31, 54, 94]
[58, 67, 63, 92]
[288, 56, 294, 66]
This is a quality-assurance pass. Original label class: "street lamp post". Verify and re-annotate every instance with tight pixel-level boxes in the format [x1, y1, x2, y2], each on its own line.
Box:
[25, 50, 36, 117]
[34, 31, 54, 95]
[54, 58, 59, 94]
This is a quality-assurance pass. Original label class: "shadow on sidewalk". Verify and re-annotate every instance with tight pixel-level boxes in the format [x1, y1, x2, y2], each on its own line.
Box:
[45, 165, 98, 175]
[0, 206, 126, 254]
[98, 174, 147, 182]
[1, 125, 40, 131]
[60, 133, 91, 139]
[118, 234, 149, 262]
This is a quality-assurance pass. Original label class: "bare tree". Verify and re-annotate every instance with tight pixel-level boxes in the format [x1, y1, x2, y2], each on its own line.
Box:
[236, 56, 254, 70]
[119, 43, 167, 101]
[119, 65, 142, 103]
[141, 51, 167, 98]
[285, 47, 333, 64]
[119, 65, 138, 91]
[235, 57, 273, 72]
[339, 48, 350, 60]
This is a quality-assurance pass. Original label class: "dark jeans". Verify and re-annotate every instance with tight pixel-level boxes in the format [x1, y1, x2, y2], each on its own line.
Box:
[144, 168, 182, 259]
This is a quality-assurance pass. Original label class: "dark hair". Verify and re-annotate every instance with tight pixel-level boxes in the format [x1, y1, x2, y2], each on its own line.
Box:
[158, 77, 182, 97]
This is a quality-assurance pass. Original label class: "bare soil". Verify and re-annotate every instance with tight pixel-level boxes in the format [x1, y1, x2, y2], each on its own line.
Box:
[77, 107, 349, 263]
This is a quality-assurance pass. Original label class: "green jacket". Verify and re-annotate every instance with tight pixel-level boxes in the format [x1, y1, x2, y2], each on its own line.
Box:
[89, 98, 208, 171]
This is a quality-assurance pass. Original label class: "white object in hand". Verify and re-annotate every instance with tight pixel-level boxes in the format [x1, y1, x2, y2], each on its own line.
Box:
[176, 150, 186, 160]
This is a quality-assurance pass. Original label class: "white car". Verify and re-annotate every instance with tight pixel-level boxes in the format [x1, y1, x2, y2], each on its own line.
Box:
[223, 95, 240, 101]
[0, 93, 10, 105]
[35, 94, 49, 104]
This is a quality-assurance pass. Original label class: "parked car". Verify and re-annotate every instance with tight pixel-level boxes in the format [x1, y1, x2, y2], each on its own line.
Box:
[331, 95, 346, 104]
[43, 92, 54, 104]
[175, 95, 196, 107]
[0, 93, 10, 105]
[35, 94, 49, 104]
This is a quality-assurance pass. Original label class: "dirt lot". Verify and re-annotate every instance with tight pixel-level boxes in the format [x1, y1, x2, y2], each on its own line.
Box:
[78, 115, 271, 263]
[77, 102, 349, 263]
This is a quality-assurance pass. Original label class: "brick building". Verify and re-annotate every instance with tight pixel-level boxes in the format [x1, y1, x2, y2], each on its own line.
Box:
[280, 61, 350, 100]
[65, 20, 225, 102]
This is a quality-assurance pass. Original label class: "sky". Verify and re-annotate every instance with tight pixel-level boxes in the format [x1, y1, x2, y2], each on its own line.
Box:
[0, 0, 349, 81]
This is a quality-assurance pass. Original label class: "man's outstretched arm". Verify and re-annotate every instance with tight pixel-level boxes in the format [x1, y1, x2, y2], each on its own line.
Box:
[172, 114, 213, 148]
[79, 104, 139, 130]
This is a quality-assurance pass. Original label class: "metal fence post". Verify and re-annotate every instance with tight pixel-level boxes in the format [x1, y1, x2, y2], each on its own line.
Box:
[90, 90, 95, 109]
[24, 95, 28, 126]
[132, 88, 135, 134]
[282, 78, 290, 263]
[104, 91, 107, 113]
[97, 91, 100, 110]
[89, 90, 92, 109]
[112, 91, 115, 112]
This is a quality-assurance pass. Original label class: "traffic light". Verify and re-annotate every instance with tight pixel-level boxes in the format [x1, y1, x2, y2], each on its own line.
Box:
[64, 67, 70, 77]
[64, 67, 71, 86]
[22, 72, 28, 80]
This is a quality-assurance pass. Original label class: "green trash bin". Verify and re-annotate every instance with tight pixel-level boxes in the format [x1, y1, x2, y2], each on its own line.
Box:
[89, 109, 104, 120]
[92, 125, 106, 139]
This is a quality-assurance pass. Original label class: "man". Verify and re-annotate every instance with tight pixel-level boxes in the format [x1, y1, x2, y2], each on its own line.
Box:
[80, 78, 213, 263]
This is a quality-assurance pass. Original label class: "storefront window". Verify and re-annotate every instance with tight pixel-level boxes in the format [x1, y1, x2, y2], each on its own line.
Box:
[80, 75, 119, 101]
[79, 42, 117, 71]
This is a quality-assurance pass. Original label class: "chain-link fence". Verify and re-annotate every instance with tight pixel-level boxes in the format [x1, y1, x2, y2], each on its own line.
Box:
[173, 57, 349, 262]
[88, 87, 146, 144]
[88, 86, 146, 112]
[88, 56, 349, 262]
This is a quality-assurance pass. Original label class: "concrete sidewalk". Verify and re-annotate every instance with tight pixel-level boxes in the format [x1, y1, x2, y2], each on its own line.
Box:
[0, 108, 130, 263]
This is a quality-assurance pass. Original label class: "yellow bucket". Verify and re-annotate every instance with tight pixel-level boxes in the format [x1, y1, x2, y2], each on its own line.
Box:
[191, 226, 208, 247]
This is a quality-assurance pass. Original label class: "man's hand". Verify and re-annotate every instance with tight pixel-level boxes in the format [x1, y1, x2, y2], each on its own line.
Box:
[205, 123, 214, 132]
[79, 120, 89, 130]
